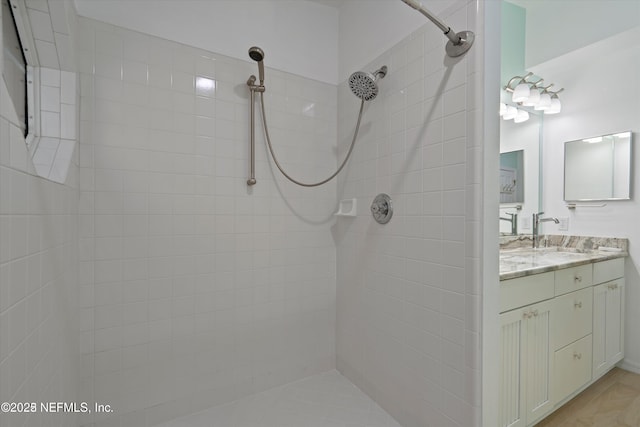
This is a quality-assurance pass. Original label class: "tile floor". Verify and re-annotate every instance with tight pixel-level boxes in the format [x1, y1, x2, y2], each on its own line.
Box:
[537, 367, 640, 427]
[154, 371, 402, 427]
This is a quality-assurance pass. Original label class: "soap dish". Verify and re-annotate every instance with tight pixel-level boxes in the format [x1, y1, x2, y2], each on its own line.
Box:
[335, 199, 357, 217]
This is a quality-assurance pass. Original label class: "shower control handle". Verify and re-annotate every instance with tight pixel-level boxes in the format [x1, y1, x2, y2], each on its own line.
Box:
[371, 194, 393, 224]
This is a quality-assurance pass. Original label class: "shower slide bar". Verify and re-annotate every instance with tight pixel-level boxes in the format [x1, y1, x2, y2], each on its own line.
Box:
[399, 0, 474, 57]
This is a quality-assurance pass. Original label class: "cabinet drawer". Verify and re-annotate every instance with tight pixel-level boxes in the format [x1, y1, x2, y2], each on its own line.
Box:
[593, 258, 624, 284]
[555, 264, 592, 296]
[552, 287, 593, 350]
[501, 272, 554, 313]
[554, 334, 593, 404]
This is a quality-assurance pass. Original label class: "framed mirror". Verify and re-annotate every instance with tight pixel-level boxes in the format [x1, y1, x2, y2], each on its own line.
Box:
[564, 131, 632, 201]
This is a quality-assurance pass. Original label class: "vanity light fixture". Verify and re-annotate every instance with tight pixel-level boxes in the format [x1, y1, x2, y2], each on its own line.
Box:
[522, 88, 540, 107]
[545, 94, 562, 114]
[502, 104, 518, 120]
[504, 73, 564, 118]
[511, 82, 530, 103]
[514, 109, 530, 123]
[499, 103, 529, 123]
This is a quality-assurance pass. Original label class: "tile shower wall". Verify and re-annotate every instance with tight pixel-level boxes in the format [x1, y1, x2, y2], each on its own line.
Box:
[77, 18, 338, 426]
[335, 1, 483, 426]
[0, 120, 80, 427]
[1, 5, 81, 427]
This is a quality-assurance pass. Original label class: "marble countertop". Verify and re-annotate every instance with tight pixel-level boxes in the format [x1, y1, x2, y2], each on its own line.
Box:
[500, 247, 628, 281]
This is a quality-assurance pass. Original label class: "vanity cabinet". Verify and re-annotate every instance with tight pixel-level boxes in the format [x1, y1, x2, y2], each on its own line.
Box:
[499, 257, 625, 427]
[592, 259, 625, 379]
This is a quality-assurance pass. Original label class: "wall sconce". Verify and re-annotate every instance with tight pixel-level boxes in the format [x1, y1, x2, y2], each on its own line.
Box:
[504, 72, 564, 116]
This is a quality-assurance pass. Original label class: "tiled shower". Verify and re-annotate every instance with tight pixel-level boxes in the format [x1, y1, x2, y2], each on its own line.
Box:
[0, 1, 488, 426]
[76, 16, 338, 425]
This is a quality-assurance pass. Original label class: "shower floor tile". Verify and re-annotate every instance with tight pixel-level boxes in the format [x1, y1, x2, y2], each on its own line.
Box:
[154, 370, 402, 427]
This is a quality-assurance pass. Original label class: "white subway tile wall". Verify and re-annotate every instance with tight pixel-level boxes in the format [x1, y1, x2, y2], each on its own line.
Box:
[335, 2, 483, 426]
[1, 2, 81, 427]
[77, 18, 338, 426]
[0, 82, 80, 427]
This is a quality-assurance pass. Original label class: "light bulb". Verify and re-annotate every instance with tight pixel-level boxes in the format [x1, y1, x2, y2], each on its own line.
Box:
[534, 93, 551, 110]
[512, 83, 530, 103]
[544, 97, 561, 114]
[514, 109, 529, 123]
[503, 105, 518, 120]
[499, 103, 507, 116]
[522, 89, 540, 107]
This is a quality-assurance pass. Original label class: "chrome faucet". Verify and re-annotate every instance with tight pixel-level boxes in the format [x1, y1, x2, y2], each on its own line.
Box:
[499, 212, 518, 236]
[532, 211, 559, 248]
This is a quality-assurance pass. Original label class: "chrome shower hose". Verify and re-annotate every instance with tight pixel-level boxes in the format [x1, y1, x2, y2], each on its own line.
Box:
[259, 92, 365, 188]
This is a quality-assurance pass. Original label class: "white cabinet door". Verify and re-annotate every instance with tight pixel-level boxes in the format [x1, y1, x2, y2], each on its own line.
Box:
[500, 299, 554, 427]
[606, 279, 624, 364]
[500, 308, 526, 427]
[592, 283, 607, 377]
[524, 299, 554, 425]
[592, 279, 625, 378]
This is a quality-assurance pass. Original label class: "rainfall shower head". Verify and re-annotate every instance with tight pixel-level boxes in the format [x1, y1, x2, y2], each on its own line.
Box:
[248, 46, 265, 85]
[348, 66, 387, 101]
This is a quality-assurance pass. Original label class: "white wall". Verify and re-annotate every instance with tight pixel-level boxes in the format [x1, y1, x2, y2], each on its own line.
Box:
[520, 0, 640, 68]
[335, 1, 484, 425]
[76, 17, 338, 426]
[536, 27, 640, 371]
[73, 0, 339, 85]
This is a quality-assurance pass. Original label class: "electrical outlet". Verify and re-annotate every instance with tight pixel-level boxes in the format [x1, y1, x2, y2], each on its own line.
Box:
[558, 217, 569, 231]
[521, 217, 531, 230]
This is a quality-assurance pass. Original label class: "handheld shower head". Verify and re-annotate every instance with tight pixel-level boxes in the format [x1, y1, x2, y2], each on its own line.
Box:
[248, 46, 264, 62]
[348, 66, 387, 101]
[248, 46, 265, 85]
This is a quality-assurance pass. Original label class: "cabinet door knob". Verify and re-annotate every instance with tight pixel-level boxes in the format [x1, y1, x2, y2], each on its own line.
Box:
[532, 309, 539, 317]
[522, 310, 531, 319]
[574, 301, 582, 309]
[574, 275, 582, 283]
[573, 352, 582, 360]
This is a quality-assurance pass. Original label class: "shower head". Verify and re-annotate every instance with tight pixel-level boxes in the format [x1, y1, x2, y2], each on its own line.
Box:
[248, 46, 265, 85]
[348, 65, 387, 101]
[248, 46, 264, 62]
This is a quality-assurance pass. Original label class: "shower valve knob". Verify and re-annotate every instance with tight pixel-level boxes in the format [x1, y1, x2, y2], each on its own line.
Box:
[371, 194, 393, 224]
